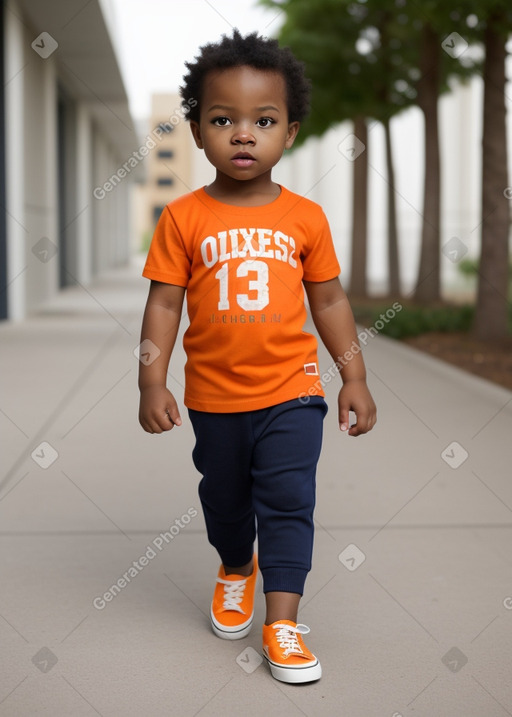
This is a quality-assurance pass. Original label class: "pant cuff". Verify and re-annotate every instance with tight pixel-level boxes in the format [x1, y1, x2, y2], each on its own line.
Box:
[261, 567, 309, 595]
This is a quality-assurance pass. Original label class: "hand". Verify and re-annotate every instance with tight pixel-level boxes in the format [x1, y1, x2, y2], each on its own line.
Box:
[139, 385, 182, 434]
[338, 379, 376, 437]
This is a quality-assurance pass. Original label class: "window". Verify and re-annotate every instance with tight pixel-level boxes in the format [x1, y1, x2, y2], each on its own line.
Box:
[158, 149, 174, 159]
[156, 121, 173, 134]
[157, 177, 174, 186]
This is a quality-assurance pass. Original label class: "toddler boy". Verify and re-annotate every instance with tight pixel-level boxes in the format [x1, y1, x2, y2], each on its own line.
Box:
[138, 30, 376, 684]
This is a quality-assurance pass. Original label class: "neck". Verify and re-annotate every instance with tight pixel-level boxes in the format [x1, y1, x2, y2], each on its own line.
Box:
[205, 171, 281, 206]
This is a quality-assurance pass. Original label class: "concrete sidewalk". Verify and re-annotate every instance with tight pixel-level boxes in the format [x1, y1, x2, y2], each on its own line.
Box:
[1, 257, 511, 717]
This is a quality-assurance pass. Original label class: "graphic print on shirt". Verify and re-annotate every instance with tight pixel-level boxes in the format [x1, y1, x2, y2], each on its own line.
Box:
[201, 227, 297, 323]
[142, 187, 341, 412]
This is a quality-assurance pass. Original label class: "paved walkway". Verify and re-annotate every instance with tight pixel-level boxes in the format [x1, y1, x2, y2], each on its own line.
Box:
[1, 257, 511, 717]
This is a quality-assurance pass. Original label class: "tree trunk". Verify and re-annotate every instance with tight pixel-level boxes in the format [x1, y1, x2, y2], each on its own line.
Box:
[349, 116, 368, 298]
[414, 23, 441, 303]
[383, 117, 401, 296]
[474, 16, 510, 340]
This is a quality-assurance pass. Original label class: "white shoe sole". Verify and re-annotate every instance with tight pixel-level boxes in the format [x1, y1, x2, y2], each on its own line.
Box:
[263, 653, 322, 683]
[210, 608, 253, 640]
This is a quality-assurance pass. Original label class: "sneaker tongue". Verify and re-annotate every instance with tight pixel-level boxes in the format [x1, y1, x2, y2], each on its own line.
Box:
[224, 573, 247, 581]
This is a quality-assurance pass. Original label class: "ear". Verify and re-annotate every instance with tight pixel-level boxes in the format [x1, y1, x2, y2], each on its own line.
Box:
[285, 121, 300, 150]
[189, 121, 204, 149]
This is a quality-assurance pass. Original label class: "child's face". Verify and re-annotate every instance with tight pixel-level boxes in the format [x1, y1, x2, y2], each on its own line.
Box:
[190, 65, 299, 185]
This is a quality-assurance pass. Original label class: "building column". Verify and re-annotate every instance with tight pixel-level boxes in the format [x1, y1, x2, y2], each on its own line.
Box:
[40, 50, 59, 300]
[75, 103, 92, 284]
[4, 3, 25, 320]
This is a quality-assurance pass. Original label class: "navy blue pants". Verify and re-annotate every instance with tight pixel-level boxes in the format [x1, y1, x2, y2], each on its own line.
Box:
[188, 397, 327, 595]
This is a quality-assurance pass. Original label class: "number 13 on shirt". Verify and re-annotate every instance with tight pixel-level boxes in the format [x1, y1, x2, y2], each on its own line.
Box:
[215, 260, 270, 311]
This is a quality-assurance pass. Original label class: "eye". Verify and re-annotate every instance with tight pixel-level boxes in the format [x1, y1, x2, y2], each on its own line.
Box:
[211, 116, 232, 126]
[256, 117, 275, 128]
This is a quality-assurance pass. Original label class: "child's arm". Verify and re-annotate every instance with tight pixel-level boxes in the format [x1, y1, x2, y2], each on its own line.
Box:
[138, 280, 186, 434]
[304, 277, 377, 437]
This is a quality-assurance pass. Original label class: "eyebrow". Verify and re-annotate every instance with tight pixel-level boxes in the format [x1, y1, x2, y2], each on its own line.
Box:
[207, 104, 280, 113]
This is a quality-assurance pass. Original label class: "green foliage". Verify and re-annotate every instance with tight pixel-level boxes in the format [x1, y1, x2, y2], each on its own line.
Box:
[457, 258, 512, 279]
[259, 0, 481, 147]
[457, 258, 479, 277]
[353, 302, 475, 338]
[140, 231, 152, 253]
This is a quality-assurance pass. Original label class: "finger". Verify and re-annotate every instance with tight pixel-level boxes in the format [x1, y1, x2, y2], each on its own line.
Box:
[349, 422, 362, 437]
[165, 404, 182, 427]
[153, 410, 178, 433]
[338, 405, 350, 432]
[140, 416, 153, 433]
[147, 413, 169, 433]
[352, 409, 373, 435]
[349, 411, 375, 436]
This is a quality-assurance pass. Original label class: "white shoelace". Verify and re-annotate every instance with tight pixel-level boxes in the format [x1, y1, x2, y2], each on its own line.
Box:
[272, 623, 310, 657]
[216, 577, 247, 613]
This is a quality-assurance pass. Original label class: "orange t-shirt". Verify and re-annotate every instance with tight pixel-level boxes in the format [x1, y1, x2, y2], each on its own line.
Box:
[142, 186, 341, 412]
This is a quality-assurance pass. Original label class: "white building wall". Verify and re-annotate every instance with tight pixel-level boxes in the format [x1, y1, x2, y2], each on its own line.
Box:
[439, 78, 483, 296]
[2, 0, 138, 320]
[111, 155, 129, 267]
[92, 128, 108, 275]
[89, 134, 130, 273]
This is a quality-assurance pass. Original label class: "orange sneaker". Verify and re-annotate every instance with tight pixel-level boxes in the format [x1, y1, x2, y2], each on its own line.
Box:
[210, 555, 258, 640]
[262, 620, 322, 683]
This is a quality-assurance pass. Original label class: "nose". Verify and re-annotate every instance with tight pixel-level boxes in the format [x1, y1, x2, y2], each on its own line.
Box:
[232, 124, 255, 145]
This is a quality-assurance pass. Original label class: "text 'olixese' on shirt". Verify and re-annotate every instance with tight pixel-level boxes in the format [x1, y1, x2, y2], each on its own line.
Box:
[142, 186, 341, 413]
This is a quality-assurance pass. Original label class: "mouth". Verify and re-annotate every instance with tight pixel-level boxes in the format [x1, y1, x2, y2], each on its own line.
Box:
[231, 152, 256, 167]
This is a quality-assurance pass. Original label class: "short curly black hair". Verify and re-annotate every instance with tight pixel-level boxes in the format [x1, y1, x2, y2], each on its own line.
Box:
[180, 29, 311, 124]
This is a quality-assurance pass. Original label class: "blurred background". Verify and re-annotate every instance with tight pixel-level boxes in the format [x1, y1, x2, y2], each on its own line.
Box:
[1, 0, 511, 386]
[1, 7, 511, 713]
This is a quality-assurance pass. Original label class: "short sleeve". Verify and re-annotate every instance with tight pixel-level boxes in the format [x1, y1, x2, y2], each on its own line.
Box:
[301, 208, 341, 282]
[142, 206, 191, 286]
